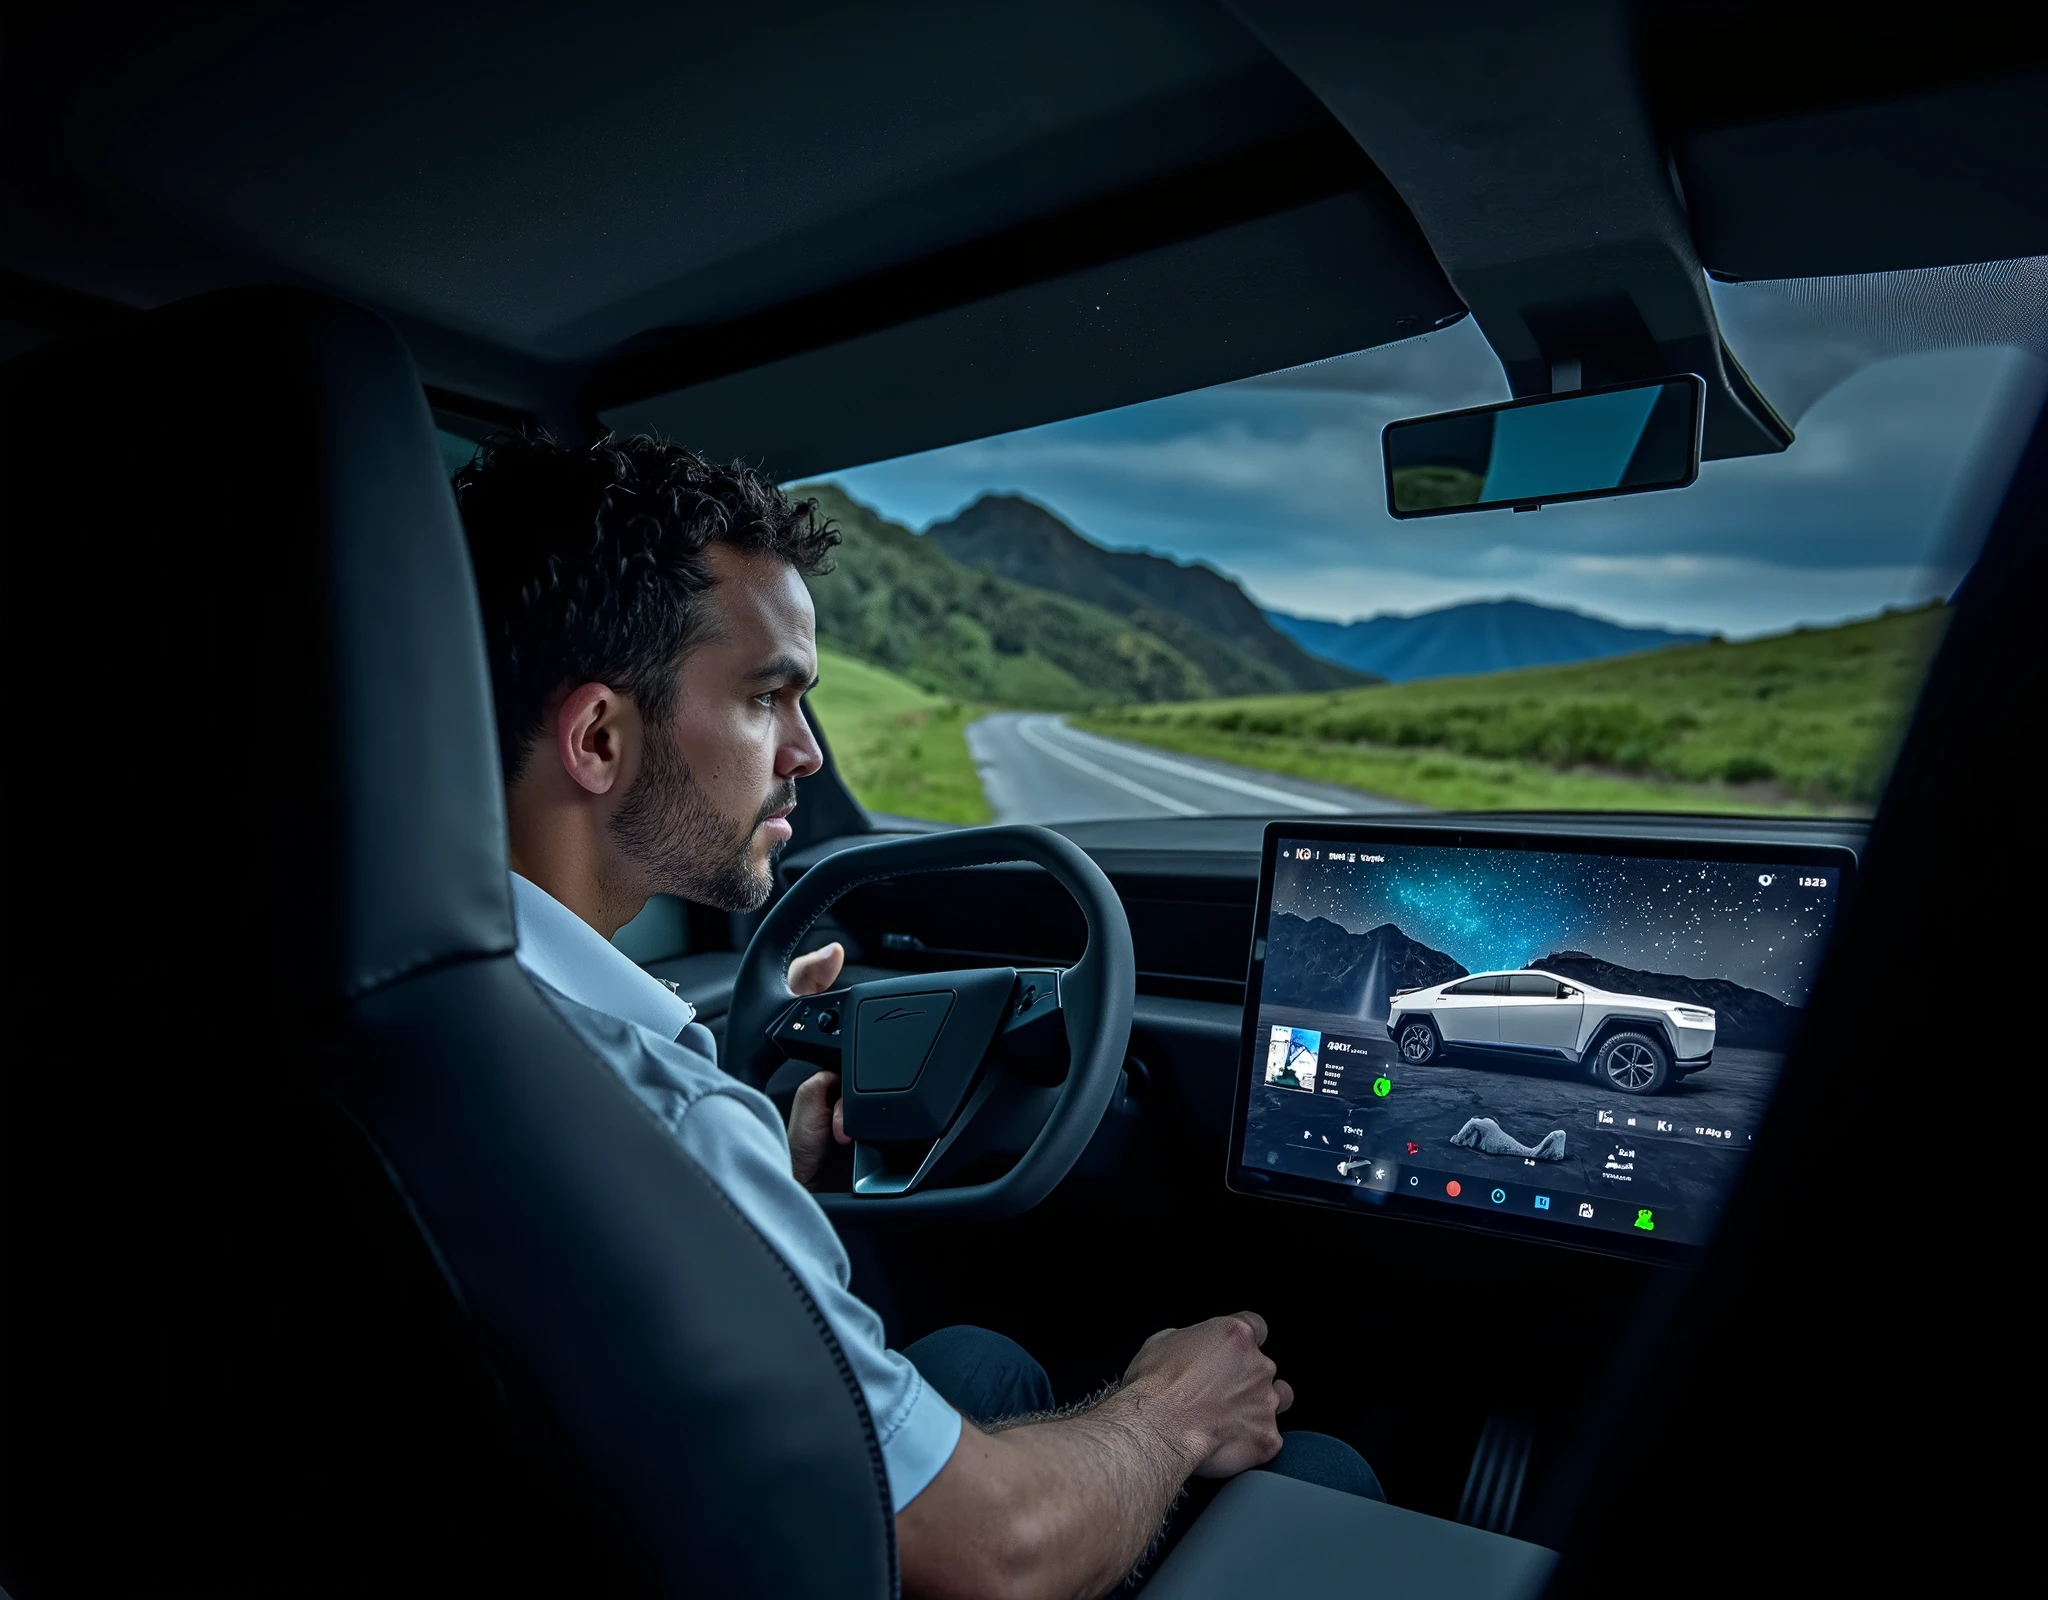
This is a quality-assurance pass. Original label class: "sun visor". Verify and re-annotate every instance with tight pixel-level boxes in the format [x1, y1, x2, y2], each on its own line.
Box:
[598, 188, 1463, 484]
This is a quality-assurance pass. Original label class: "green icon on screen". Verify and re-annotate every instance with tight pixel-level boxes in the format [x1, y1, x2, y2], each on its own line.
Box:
[1372, 1075, 1392, 1098]
[1634, 1209, 1655, 1231]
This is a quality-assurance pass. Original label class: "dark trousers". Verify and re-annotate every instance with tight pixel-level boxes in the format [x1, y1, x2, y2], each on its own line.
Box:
[904, 1324, 1384, 1583]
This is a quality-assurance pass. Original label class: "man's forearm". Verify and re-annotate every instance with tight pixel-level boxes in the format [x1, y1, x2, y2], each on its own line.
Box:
[899, 1380, 1200, 1600]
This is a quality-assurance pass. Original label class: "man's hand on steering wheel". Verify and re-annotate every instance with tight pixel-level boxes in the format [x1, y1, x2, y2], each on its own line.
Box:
[785, 942, 849, 1185]
[788, 942, 845, 998]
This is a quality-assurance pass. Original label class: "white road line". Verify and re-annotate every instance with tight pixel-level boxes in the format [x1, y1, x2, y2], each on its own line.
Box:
[1044, 719, 1348, 814]
[1013, 716, 1203, 815]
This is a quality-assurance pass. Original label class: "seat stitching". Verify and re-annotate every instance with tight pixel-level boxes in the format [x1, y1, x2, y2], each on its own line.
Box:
[342, 939, 518, 1002]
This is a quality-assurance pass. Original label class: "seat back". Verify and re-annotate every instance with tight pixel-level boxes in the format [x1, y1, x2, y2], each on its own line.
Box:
[1, 290, 894, 1597]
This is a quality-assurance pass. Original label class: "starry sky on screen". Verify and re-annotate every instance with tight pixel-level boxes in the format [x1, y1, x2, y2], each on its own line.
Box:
[1271, 843, 1837, 1003]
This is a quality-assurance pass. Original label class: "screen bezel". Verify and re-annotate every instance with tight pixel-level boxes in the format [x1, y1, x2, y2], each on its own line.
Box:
[1227, 820, 1858, 1265]
[1380, 373, 1704, 519]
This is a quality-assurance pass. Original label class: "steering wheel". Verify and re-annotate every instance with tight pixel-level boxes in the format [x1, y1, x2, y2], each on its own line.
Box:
[725, 825, 1135, 1221]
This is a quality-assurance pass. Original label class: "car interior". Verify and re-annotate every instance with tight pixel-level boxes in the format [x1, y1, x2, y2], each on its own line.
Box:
[3, 4, 2043, 1596]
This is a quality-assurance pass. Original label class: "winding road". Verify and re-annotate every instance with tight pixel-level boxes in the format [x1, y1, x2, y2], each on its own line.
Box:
[965, 712, 1418, 824]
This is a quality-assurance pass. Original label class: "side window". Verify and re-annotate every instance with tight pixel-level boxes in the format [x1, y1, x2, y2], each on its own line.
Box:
[1507, 974, 1561, 997]
[1446, 976, 1502, 996]
[437, 426, 481, 478]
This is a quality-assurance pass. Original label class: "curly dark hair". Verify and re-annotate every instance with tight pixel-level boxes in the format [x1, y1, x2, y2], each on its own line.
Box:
[454, 432, 839, 781]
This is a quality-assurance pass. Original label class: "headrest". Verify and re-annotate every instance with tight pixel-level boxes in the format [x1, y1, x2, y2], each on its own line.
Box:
[0, 287, 514, 1007]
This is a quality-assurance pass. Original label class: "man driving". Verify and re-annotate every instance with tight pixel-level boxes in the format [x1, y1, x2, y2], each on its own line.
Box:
[455, 432, 1381, 1598]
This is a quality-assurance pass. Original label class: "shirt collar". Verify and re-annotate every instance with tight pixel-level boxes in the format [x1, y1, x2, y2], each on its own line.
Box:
[510, 873, 698, 1038]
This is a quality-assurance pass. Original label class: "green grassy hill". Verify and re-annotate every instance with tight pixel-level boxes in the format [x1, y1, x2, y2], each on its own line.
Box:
[927, 493, 1365, 695]
[798, 483, 1222, 709]
[806, 647, 990, 824]
[1081, 603, 1947, 813]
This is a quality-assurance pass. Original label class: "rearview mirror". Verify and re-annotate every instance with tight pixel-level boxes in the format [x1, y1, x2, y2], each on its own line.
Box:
[1383, 374, 1702, 518]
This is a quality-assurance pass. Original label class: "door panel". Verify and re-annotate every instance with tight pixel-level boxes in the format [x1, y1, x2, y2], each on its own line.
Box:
[1435, 980, 1499, 1042]
[1497, 994, 1584, 1050]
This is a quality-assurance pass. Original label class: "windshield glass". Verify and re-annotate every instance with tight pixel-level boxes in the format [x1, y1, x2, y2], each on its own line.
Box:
[800, 259, 2046, 826]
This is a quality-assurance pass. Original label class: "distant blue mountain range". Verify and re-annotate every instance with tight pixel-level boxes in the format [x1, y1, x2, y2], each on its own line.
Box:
[1265, 599, 1709, 683]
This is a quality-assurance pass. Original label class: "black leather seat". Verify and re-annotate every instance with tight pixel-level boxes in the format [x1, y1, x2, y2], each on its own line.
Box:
[1, 290, 894, 1597]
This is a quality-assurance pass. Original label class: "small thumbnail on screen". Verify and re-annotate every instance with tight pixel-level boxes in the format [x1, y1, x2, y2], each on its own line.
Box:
[1264, 1025, 1322, 1093]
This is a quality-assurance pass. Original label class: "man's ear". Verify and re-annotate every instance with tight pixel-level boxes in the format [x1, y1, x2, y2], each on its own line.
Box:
[550, 681, 637, 796]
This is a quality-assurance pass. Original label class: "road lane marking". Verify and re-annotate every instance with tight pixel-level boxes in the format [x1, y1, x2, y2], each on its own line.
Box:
[1044, 719, 1348, 814]
[1013, 717, 1202, 815]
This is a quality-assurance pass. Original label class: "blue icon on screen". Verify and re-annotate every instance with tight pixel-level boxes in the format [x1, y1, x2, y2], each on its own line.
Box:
[1534, 1194, 1551, 1210]
[1490, 1187, 1506, 1204]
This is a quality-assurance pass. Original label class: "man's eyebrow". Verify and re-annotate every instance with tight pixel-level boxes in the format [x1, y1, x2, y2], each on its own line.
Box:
[748, 655, 819, 690]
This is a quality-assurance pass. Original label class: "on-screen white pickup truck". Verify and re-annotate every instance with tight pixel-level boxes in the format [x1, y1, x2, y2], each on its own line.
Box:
[1386, 970, 1715, 1095]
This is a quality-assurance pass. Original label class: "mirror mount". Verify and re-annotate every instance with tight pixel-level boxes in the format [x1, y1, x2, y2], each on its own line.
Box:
[1219, 1, 1794, 462]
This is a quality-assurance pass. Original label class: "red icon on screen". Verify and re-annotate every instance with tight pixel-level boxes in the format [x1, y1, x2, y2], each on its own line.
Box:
[1407, 1142, 1419, 1155]
[1445, 1180, 1462, 1197]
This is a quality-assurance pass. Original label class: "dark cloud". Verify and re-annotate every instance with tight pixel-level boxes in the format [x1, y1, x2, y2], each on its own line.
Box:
[826, 263, 2047, 636]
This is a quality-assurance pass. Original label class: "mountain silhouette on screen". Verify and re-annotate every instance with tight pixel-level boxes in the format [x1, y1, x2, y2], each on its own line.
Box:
[1264, 913, 1466, 1019]
[1266, 599, 1708, 683]
[1530, 952, 1800, 1049]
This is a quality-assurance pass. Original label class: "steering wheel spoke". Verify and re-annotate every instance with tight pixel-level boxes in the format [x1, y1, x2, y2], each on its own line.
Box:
[850, 1066, 1061, 1197]
[991, 969, 1071, 1083]
[772, 987, 852, 1068]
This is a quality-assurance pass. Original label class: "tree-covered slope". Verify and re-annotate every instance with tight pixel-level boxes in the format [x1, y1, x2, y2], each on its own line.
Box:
[927, 493, 1366, 695]
[797, 483, 1216, 709]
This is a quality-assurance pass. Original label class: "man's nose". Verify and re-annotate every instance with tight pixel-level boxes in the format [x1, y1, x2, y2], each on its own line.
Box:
[780, 710, 824, 780]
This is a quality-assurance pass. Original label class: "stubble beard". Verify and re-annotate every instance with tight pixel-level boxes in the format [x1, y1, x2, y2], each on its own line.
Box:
[610, 724, 794, 913]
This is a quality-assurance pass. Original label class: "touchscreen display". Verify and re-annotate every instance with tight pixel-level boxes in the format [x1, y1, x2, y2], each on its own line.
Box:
[1230, 826, 1851, 1259]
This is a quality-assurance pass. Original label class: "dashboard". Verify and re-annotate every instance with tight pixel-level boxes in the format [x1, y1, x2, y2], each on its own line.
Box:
[767, 811, 1866, 1263]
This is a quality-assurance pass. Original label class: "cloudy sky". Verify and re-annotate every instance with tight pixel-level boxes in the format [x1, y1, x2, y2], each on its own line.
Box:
[827, 262, 2046, 637]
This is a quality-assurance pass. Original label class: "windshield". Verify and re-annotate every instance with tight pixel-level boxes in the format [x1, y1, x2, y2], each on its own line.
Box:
[801, 259, 2046, 826]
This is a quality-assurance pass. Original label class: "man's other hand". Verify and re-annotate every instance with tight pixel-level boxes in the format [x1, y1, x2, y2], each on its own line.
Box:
[899, 1309, 1294, 1598]
[1121, 1312, 1292, 1478]
[789, 941, 844, 994]
[785, 944, 847, 1186]
[788, 1070, 851, 1186]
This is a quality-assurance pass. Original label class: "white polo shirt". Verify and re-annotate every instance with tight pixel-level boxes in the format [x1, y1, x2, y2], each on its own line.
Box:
[509, 873, 962, 1511]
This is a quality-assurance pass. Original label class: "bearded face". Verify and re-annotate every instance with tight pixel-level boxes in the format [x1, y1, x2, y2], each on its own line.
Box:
[609, 715, 796, 912]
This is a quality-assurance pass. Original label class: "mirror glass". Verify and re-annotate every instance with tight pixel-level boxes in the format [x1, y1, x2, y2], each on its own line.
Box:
[1383, 375, 1702, 518]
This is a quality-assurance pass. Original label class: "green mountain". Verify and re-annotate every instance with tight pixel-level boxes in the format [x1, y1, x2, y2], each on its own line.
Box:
[927, 494, 1366, 696]
[797, 483, 1215, 709]
[1267, 599, 1708, 682]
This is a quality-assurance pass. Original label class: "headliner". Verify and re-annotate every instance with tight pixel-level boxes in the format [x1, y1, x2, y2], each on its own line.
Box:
[3, 0, 2042, 467]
